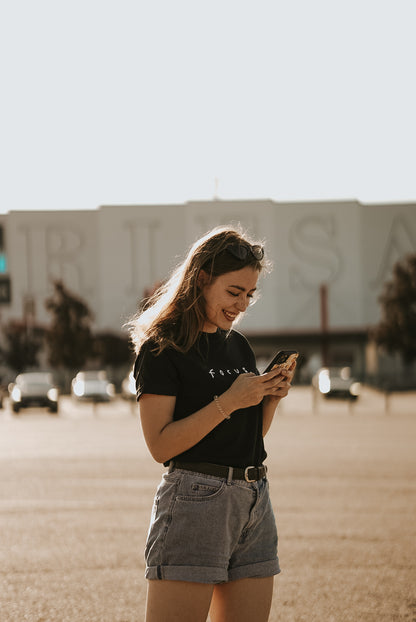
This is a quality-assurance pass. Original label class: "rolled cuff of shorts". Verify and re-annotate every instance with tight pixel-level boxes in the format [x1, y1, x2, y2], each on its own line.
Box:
[228, 558, 281, 582]
[145, 564, 228, 584]
[145, 558, 280, 584]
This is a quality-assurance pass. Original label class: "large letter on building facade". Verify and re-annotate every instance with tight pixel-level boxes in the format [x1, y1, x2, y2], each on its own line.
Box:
[289, 214, 342, 290]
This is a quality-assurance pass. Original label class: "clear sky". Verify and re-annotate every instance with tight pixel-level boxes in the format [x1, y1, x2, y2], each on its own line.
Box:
[1, 0, 415, 213]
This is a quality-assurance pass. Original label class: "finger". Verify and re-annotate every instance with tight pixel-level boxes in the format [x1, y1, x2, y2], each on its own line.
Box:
[263, 380, 287, 394]
[272, 375, 287, 386]
[260, 368, 284, 380]
[266, 388, 286, 398]
[269, 386, 290, 398]
[270, 378, 292, 392]
[262, 375, 284, 388]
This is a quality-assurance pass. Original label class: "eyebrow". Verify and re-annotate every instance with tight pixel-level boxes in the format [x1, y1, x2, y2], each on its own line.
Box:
[228, 284, 257, 293]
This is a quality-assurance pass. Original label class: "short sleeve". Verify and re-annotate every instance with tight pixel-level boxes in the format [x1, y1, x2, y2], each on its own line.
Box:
[133, 342, 179, 400]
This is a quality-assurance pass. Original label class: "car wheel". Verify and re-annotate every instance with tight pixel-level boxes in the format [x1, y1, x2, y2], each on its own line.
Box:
[12, 404, 20, 413]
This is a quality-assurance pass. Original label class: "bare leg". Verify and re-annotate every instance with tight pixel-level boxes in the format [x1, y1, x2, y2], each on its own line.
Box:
[210, 576, 274, 622]
[145, 580, 214, 622]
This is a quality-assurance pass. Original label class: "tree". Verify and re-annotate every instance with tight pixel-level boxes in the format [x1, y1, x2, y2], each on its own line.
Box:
[93, 331, 133, 368]
[374, 253, 416, 365]
[45, 280, 94, 372]
[0, 320, 44, 373]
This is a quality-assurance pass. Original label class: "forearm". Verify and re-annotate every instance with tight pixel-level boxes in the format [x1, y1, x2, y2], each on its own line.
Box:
[262, 397, 281, 436]
[147, 396, 233, 464]
[262, 366, 296, 435]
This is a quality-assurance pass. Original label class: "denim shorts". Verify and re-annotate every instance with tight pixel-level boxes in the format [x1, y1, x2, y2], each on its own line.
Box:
[144, 468, 280, 584]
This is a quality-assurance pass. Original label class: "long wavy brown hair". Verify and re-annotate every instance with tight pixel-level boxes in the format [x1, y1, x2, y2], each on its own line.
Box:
[127, 226, 267, 354]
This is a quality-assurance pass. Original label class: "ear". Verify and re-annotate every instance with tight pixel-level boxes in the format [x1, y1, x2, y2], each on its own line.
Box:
[197, 269, 210, 288]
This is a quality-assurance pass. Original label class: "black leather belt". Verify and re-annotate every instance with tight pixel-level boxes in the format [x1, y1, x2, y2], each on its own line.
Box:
[170, 461, 267, 482]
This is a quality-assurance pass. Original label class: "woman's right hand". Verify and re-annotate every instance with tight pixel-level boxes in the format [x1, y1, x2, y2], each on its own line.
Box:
[222, 369, 286, 411]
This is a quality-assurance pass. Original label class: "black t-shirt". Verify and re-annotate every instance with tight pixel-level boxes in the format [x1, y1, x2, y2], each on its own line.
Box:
[134, 329, 266, 468]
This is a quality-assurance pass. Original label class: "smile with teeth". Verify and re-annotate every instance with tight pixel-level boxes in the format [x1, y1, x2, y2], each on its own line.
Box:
[223, 310, 238, 321]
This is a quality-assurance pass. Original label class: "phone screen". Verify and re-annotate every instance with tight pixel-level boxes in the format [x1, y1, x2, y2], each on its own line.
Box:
[263, 350, 298, 374]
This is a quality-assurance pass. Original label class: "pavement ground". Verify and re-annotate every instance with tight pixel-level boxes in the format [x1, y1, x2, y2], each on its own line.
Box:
[0, 387, 415, 622]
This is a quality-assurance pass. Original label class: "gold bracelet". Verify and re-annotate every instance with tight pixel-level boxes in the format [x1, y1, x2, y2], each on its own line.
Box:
[214, 395, 230, 419]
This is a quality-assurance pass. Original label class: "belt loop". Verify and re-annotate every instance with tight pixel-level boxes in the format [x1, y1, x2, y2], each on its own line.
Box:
[227, 466, 233, 485]
[168, 460, 175, 474]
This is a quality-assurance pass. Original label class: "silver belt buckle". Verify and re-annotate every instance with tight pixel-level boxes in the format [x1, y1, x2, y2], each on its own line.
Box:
[244, 466, 257, 482]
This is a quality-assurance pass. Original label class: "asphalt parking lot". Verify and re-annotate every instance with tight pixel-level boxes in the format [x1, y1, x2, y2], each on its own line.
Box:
[0, 387, 415, 621]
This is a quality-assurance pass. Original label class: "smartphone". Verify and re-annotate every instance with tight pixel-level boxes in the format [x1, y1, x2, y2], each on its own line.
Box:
[263, 350, 299, 374]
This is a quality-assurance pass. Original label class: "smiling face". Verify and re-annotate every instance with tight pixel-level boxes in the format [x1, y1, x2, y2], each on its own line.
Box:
[200, 266, 260, 333]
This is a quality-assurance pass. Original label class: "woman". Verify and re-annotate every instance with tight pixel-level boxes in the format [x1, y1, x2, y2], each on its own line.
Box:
[129, 226, 296, 622]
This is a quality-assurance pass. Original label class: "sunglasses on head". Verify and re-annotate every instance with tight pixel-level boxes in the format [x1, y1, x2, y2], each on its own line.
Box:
[226, 242, 264, 261]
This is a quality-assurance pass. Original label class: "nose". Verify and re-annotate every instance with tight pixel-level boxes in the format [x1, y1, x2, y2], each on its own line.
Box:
[235, 297, 249, 312]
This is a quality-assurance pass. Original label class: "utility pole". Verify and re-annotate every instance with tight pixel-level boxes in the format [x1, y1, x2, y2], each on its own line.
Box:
[320, 283, 329, 367]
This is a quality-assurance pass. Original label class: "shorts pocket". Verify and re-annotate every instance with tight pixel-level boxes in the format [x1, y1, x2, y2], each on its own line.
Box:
[176, 475, 226, 502]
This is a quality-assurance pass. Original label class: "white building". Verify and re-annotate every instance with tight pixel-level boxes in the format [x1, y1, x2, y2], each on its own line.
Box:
[1, 199, 415, 380]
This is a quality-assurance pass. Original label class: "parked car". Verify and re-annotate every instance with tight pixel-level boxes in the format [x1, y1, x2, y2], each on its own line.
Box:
[71, 370, 115, 402]
[121, 369, 136, 401]
[312, 366, 360, 400]
[8, 372, 59, 413]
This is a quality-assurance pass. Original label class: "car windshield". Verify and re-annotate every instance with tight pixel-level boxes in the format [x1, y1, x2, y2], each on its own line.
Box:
[77, 371, 107, 381]
[18, 373, 53, 388]
[328, 367, 351, 379]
